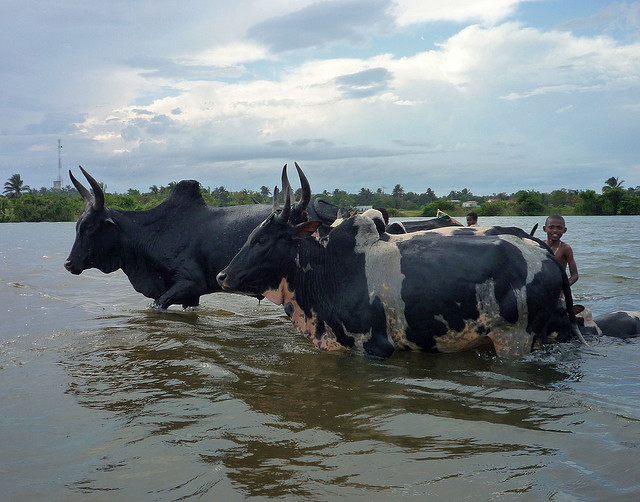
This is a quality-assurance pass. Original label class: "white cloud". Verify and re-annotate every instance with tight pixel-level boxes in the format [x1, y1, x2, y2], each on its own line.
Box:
[391, 0, 524, 26]
[67, 18, 640, 192]
[190, 42, 270, 67]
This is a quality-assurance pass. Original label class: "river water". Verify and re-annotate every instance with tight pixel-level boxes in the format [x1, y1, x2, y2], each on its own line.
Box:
[1, 216, 639, 501]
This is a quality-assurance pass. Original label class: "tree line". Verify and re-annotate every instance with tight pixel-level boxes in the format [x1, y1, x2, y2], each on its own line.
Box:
[2, 173, 639, 223]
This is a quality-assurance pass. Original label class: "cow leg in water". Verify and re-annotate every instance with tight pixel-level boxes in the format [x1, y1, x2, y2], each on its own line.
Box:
[362, 297, 395, 360]
[488, 329, 536, 358]
[155, 280, 200, 310]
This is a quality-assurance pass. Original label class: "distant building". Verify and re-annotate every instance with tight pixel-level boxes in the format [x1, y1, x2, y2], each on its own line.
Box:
[449, 199, 461, 205]
[355, 205, 373, 213]
[462, 201, 479, 208]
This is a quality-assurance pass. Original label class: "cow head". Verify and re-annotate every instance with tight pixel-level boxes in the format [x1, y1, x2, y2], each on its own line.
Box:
[217, 163, 320, 296]
[64, 166, 121, 275]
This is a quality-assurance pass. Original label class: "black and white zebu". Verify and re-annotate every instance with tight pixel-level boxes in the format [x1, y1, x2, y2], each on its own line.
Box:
[218, 164, 585, 359]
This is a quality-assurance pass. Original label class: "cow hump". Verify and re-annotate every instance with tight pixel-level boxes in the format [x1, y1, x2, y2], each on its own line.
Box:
[168, 180, 206, 204]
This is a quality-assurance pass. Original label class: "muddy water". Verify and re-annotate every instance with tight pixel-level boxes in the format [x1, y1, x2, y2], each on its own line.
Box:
[1, 217, 639, 500]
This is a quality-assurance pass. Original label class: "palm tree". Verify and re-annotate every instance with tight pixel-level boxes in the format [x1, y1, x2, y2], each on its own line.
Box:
[602, 177, 625, 215]
[603, 177, 624, 191]
[3, 174, 30, 198]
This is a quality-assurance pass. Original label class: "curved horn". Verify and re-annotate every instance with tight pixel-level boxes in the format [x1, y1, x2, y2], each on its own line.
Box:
[272, 186, 280, 212]
[278, 166, 292, 223]
[280, 164, 294, 203]
[294, 162, 310, 211]
[69, 169, 92, 203]
[79, 165, 104, 211]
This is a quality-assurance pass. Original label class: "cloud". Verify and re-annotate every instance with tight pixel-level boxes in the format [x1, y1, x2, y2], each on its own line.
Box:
[62, 18, 640, 192]
[2, 1, 640, 195]
[123, 56, 246, 80]
[335, 67, 393, 98]
[246, 0, 392, 52]
[24, 113, 85, 136]
[560, 2, 640, 38]
[391, 0, 524, 26]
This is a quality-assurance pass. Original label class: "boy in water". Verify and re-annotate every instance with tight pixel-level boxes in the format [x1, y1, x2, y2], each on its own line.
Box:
[466, 211, 478, 226]
[543, 215, 579, 286]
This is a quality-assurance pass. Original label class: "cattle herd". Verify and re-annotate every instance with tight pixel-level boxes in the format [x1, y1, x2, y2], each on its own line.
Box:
[65, 164, 640, 359]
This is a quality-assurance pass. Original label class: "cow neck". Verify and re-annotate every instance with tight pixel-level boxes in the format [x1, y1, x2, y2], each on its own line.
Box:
[109, 209, 162, 282]
[292, 235, 337, 310]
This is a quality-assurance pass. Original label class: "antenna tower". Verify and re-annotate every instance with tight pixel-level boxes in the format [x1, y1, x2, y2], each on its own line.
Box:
[54, 139, 63, 189]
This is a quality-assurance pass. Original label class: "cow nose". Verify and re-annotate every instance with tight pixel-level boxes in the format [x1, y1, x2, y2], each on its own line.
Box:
[216, 271, 227, 286]
[64, 258, 82, 275]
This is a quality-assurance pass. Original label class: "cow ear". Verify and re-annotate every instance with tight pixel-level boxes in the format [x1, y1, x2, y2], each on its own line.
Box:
[292, 220, 322, 239]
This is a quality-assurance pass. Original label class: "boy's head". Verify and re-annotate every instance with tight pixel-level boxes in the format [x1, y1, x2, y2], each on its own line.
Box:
[543, 214, 567, 241]
[466, 212, 478, 226]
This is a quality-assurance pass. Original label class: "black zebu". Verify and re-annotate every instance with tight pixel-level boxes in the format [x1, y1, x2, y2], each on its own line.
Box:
[217, 164, 583, 359]
[64, 167, 273, 309]
[65, 166, 343, 309]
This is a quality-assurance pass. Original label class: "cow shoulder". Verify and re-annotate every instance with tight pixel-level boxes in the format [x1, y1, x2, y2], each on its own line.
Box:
[327, 215, 380, 253]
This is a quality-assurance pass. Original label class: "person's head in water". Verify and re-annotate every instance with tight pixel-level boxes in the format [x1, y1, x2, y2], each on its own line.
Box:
[466, 212, 478, 226]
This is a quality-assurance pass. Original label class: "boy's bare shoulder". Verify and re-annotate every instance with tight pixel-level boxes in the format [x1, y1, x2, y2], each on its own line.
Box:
[559, 241, 574, 256]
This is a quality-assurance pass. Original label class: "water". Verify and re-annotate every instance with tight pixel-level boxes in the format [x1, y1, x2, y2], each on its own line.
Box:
[1, 217, 639, 501]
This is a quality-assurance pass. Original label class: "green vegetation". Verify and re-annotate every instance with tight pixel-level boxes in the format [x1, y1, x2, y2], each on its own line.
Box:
[1, 173, 639, 222]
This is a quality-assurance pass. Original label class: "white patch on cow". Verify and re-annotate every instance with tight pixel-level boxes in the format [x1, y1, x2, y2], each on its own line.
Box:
[432, 278, 534, 356]
[614, 311, 640, 320]
[576, 307, 602, 335]
[513, 235, 547, 284]
[351, 216, 417, 350]
[361, 208, 383, 221]
[352, 216, 381, 252]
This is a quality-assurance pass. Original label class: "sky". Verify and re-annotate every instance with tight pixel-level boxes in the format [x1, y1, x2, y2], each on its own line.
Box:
[2, 0, 640, 196]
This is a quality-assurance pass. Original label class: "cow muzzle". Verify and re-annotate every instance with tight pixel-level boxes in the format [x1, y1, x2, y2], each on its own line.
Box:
[64, 258, 83, 275]
[216, 271, 232, 290]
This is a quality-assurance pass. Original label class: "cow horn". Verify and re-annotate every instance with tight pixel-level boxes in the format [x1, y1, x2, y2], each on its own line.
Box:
[294, 162, 310, 211]
[69, 169, 92, 204]
[79, 166, 104, 211]
[280, 163, 294, 205]
[272, 186, 280, 211]
[279, 165, 292, 222]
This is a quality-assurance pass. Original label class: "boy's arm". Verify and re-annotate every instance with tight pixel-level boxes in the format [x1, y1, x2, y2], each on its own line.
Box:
[564, 244, 579, 286]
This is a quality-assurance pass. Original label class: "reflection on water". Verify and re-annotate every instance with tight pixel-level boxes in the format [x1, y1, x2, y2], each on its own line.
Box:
[2, 219, 640, 500]
[56, 304, 636, 500]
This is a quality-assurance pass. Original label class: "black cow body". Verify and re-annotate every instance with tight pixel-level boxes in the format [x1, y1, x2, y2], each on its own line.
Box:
[218, 165, 581, 359]
[387, 213, 463, 234]
[65, 168, 274, 309]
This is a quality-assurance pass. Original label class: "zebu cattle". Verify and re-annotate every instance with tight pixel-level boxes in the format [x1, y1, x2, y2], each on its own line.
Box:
[575, 306, 640, 339]
[64, 166, 342, 309]
[217, 164, 582, 359]
[386, 212, 463, 235]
